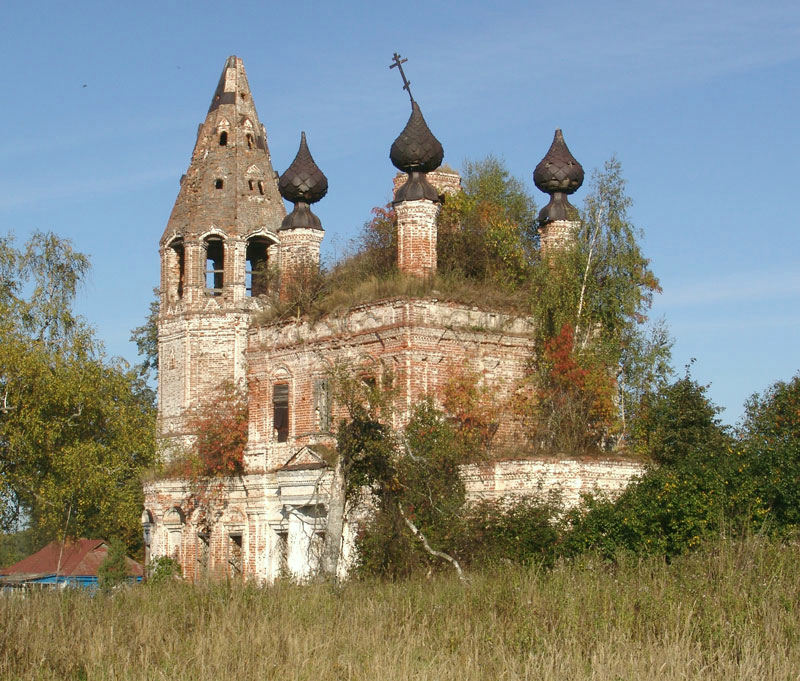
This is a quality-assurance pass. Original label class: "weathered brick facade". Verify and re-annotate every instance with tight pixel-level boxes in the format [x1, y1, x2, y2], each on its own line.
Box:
[143, 56, 643, 583]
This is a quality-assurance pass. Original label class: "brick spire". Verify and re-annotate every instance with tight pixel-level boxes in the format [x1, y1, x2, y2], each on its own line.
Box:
[161, 55, 285, 245]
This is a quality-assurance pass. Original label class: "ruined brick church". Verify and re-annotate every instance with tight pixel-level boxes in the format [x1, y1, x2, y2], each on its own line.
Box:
[142, 56, 641, 581]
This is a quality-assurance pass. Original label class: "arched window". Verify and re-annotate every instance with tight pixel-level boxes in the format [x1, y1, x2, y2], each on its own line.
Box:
[205, 237, 224, 295]
[273, 383, 289, 443]
[246, 133, 253, 149]
[219, 131, 228, 146]
[246, 237, 270, 297]
[167, 238, 185, 300]
[257, 180, 264, 195]
[248, 179, 254, 191]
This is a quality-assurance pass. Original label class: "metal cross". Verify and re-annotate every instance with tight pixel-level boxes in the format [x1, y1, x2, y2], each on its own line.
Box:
[389, 52, 414, 104]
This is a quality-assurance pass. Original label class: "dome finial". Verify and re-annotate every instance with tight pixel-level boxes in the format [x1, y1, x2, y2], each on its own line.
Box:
[278, 132, 328, 231]
[388, 54, 444, 204]
[533, 129, 584, 223]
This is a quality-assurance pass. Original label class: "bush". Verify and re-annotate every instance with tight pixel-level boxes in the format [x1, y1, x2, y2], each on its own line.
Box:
[459, 496, 562, 568]
[146, 555, 182, 584]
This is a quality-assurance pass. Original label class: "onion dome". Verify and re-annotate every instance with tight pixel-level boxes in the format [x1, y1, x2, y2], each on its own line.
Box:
[533, 129, 584, 223]
[390, 101, 444, 203]
[278, 132, 328, 231]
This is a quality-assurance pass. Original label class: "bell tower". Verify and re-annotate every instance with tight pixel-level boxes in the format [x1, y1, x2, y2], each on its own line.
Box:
[157, 56, 285, 456]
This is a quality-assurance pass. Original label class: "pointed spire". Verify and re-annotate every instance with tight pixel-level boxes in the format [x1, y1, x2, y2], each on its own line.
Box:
[278, 132, 327, 231]
[390, 101, 444, 203]
[161, 55, 285, 245]
[533, 129, 584, 223]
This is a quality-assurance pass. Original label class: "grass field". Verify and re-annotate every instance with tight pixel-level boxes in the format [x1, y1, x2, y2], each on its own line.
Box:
[1, 536, 798, 680]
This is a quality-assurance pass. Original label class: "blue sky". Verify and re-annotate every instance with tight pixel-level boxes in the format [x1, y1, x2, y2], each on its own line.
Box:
[2, 0, 798, 425]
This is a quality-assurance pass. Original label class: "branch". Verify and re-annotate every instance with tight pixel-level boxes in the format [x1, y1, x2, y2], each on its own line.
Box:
[397, 503, 465, 582]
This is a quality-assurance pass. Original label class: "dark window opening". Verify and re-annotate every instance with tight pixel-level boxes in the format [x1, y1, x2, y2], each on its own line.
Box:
[257, 180, 264, 195]
[246, 237, 270, 297]
[361, 375, 376, 390]
[205, 238, 224, 295]
[169, 239, 185, 300]
[248, 179, 254, 191]
[314, 378, 331, 432]
[228, 533, 243, 576]
[276, 530, 288, 575]
[246, 133, 253, 149]
[196, 531, 210, 577]
[215, 178, 224, 189]
[219, 131, 228, 146]
[273, 383, 289, 443]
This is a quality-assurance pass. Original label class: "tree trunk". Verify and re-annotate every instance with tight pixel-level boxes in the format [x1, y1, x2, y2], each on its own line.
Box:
[321, 455, 346, 580]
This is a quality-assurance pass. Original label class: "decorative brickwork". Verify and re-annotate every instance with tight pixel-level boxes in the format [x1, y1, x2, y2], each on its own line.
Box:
[395, 199, 440, 277]
[538, 219, 580, 256]
[277, 228, 324, 301]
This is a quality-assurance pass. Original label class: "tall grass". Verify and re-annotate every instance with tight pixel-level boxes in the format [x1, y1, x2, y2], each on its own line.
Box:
[2, 536, 798, 680]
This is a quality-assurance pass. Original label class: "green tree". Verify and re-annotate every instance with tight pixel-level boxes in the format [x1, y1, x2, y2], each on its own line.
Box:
[438, 156, 537, 289]
[130, 287, 159, 382]
[739, 374, 800, 531]
[97, 538, 129, 591]
[632, 368, 729, 464]
[0, 231, 156, 552]
[525, 158, 669, 449]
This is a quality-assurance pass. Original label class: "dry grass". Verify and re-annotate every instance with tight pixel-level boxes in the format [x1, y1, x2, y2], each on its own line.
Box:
[255, 269, 534, 326]
[2, 537, 799, 680]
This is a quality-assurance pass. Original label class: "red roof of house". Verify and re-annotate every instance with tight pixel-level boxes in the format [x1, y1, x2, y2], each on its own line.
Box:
[0, 539, 143, 578]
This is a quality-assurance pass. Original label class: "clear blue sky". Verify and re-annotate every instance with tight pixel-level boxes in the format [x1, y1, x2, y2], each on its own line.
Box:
[2, 0, 798, 425]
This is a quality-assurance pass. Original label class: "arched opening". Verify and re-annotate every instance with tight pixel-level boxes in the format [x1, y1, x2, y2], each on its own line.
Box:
[219, 131, 228, 146]
[273, 383, 289, 443]
[246, 237, 270, 297]
[248, 179, 254, 191]
[257, 180, 264, 195]
[246, 133, 253, 149]
[205, 237, 224, 295]
[166, 238, 185, 300]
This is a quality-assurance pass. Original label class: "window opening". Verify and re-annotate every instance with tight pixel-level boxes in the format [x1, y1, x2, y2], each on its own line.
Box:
[196, 531, 210, 577]
[228, 532, 243, 576]
[168, 239, 185, 300]
[257, 180, 264, 195]
[246, 237, 269, 297]
[215, 178, 224, 189]
[219, 131, 228, 146]
[313, 378, 331, 432]
[248, 179, 254, 191]
[273, 383, 289, 443]
[246, 133, 253, 149]
[276, 530, 288, 576]
[205, 238, 224, 295]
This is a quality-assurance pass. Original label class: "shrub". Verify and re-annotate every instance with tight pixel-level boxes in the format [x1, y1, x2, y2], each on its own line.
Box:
[146, 555, 182, 584]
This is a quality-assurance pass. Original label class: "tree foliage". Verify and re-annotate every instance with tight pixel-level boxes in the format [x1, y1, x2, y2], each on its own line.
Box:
[97, 538, 129, 591]
[0, 231, 156, 552]
[130, 287, 159, 382]
[438, 156, 537, 290]
[185, 381, 248, 477]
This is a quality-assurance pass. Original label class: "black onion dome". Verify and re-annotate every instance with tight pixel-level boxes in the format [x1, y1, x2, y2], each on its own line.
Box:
[278, 132, 328, 204]
[533, 129, 584, 195]
[534, 129, 584, 223]
[390, 102, 444, 173]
